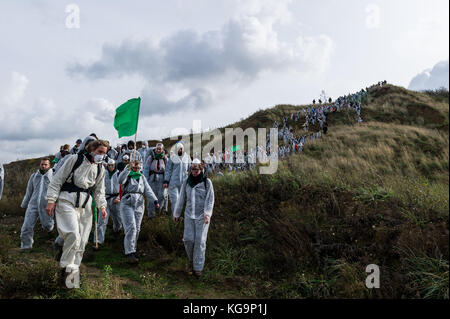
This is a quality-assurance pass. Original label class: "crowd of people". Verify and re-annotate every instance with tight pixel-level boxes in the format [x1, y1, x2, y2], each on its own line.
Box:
[200, 84, 374, 172]
[0, 82, 388, 288]
[9, 136, 213, 286]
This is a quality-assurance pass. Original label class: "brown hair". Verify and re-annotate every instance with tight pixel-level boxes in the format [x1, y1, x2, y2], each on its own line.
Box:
[88, 139, 110, 152]
[63, 144, 70, 151]
[131, 159, 142, 165]
[41, 157, 51, 164]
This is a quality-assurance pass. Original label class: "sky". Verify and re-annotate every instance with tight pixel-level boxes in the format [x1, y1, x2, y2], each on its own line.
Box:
[0, 0, 449, 164]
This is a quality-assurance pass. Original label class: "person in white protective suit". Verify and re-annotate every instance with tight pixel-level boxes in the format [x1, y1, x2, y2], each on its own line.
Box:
[45, 139, 108, 285]
[118, 159, 159, 264]
[138, 140, 150, 165]
[118, 140, 143, 165]
[93, 158, 122, 249]
[53, 135, 98, 253]
[0, 163, 4, 201]
[107, 145, 119, 161]
[204, 152, 214, 175]
[173, 159, 214, 277]
[144, 143, 167, 218]
[19, 157, 54, 251]
[163, 142, 191, 215]
[70, 139, 83, 155]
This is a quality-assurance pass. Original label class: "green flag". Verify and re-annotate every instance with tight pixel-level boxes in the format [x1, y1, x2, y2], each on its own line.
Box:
[114, 97, 141, 138]
[231, 145, 240, 152]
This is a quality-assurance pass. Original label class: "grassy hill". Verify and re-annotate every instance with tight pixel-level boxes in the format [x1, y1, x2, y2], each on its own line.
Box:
[0, 84, 448, 299]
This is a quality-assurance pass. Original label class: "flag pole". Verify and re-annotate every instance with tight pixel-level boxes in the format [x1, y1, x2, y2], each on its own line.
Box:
[133, 132, 137, 163]
[93, 197, 98, 249]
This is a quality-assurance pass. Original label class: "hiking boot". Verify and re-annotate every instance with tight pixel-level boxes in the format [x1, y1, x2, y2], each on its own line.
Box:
[194, 270, 203, 278]
[126, 253, 139, 265]
[186, 262, 194, 276]
[20, 248, 32, 253]
[53, 242, 63, 262]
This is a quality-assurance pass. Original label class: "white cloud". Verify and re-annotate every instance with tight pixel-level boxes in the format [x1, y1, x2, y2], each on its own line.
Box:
[0, 72, 116, 148]
[67, 1, 333, 116]
[236, 0, 293, 26]
[3, 71, 29, 106]
[408, 60, 449, 91]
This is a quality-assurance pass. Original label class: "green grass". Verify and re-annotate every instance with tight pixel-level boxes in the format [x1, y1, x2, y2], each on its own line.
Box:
[0, 85, 448, 299]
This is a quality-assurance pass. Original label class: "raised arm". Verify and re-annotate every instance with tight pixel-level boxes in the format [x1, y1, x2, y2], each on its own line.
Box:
[118, 166, 130, 184]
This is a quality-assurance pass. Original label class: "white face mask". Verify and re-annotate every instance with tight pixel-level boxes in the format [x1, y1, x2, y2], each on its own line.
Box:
[93, 153, 104, 163]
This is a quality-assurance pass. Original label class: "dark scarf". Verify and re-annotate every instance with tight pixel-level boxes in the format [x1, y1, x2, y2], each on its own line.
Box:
[187, 172, 205, 188]
[84, 151, 94, 163]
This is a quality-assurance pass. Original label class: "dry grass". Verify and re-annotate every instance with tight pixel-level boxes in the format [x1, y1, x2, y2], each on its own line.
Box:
[0, 85, 448, 299]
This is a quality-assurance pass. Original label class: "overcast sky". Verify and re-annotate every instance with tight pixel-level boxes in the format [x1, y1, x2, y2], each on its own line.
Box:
[0, 0, 448, 164]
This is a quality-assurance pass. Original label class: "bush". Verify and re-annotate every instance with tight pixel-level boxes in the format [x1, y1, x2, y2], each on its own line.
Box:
[0, 259, 60, 298]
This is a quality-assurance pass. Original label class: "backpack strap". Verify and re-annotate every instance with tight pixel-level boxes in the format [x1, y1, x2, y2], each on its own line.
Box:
[66, 153, 84, 183]
[96, 163, 101, 180]
[122, 175, 134, 196]
[61, 153, 90, 208]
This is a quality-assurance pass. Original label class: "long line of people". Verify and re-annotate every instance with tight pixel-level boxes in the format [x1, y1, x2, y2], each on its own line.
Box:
[200, 85, 373, 172]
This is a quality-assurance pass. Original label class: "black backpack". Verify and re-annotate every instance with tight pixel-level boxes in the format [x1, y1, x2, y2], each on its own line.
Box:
[60, 153, 102, 208]
[66, 152, 101, 183]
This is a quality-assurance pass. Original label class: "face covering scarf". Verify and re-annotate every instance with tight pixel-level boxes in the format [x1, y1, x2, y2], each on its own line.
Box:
[129, 170, 142, 180]
[187, 171, 205, 188]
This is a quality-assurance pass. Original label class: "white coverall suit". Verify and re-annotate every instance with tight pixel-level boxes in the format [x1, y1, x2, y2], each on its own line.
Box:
[95, 169, 122, 245]
[173, 176, 214, 272]
[46, 154, 107, 272]
[164, 150, 191, 215]
[20, 169, 54, 249]
[118, 169, 158, 255]
[144, 150, 167, 217]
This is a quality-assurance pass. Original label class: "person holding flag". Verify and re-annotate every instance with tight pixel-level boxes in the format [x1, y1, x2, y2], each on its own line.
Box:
[118, 159, 159, 264]
[114, 96, 160, 264]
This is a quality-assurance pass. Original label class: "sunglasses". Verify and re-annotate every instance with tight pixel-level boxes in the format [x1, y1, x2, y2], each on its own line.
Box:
[191, 168, 201, 171]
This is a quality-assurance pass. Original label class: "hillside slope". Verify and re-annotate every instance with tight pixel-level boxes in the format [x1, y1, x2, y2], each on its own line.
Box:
[0, 85, 448, 299]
